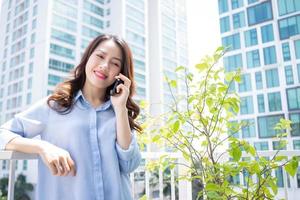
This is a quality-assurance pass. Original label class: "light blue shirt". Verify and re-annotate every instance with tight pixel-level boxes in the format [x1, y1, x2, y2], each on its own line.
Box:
[0, 91, 141, 200]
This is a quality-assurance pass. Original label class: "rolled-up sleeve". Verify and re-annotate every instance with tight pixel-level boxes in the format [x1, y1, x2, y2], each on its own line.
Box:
[0, 98, 49, 150]
[115, 132, 141, 174]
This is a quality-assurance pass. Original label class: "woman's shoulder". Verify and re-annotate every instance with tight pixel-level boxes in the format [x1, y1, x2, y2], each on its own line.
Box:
[17, 96, 51, 118]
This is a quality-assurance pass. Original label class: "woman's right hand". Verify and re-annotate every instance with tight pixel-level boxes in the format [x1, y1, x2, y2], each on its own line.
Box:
[38, 141, 76, 177]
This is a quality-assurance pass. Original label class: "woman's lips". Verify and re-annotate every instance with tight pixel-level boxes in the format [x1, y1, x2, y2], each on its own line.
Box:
[94, 71, 107, 80]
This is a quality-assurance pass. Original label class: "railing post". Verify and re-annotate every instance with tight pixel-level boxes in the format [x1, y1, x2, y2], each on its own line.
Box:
[7, 159, 16, 200]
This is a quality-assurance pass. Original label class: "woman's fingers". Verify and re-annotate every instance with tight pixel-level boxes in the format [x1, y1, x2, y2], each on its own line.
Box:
[48, 162, 58, 175]
[52, 159, 63, 176]
[115, 73, 131, 88]
[116, 84, 129, 94]
[60, 157, 70, 176]
[67, 156, 76, 176]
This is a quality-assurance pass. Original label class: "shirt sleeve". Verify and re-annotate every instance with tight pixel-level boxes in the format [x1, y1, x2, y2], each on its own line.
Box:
[115, 132, 141, 174]
[0, 97, 50, 150]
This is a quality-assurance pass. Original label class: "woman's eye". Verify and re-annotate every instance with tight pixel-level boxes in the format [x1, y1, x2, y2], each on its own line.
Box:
[97, 55, 104, 59]
[113, 63, 120, 67]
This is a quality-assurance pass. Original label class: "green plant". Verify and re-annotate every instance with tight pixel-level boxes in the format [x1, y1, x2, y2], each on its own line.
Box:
[0, 173, 33, 200]
[139, 47, 299, 200]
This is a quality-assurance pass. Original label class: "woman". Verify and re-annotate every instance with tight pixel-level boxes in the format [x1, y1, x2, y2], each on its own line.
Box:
[0, 34, 142, 200]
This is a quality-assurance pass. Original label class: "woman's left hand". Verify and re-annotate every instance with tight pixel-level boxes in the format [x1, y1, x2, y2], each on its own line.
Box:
[111, 73, 131, 110]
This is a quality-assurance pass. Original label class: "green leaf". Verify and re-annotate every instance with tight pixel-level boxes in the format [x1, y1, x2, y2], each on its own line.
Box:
[172, 121, 180, 133]
[195, 62, 208, 72]
[206, 183, 219, 191]
[152, 135, 161, 143]
[170, 80, 177, 88]
[268, 179, 278, 195]
[285, 157, 299, 177]
[175, 65, 185, 72]
[230, 146, 242, 162]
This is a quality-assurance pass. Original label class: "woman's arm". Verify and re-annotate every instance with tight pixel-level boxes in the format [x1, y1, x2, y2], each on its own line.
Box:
[114, 107, 131, 150]
[0, 98, 76, 176]
[6, 137, 76, 176]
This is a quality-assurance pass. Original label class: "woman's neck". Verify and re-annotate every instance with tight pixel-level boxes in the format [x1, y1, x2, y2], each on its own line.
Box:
[82, 84, 107, 108]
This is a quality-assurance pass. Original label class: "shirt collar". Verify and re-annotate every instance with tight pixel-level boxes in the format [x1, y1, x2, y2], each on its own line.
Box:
[74, 90, 112, 111]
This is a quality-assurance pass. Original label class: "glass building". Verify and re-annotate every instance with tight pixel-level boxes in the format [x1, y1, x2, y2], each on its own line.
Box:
[218, 0, 300, 198]
[0, 0, 189, 199]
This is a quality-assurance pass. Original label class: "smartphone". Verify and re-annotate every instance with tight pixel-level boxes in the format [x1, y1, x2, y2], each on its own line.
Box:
[109, 78, 124, 96]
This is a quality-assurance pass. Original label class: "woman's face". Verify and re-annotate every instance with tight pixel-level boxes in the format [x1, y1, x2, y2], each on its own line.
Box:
[85, 39, 123, 90]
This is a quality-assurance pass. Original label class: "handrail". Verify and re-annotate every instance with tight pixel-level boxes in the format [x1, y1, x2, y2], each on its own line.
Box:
[0, 151, 38, 200]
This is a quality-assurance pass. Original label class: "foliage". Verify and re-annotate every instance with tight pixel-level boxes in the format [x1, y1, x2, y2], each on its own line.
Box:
[0, 174, 33, 200]
[139, 47, 299, 200]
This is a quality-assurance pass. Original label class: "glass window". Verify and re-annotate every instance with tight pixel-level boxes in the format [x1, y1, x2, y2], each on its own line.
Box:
[257, 94, 265, 113]
[222, 33, 240, 51]
[285, 65, 294, 85]
[126, 17, 145, 34]
[48, 74, 64, 86]
[32, 19, 36, 29]
[282, 42, 291, 61]
[84, 0, 104, 16]
[248, 0, 258, 4]
[254, 141, 268, 151]
[290, 113, 300, 136]
[51, 29, 76, 45]
[265, 68, 279, 88]
[258, 115, 284, 138]
[247, 1, 273, 26]
[293, 140, 300, 149]
[241, 119, 256, 138]
[239, 73, 252, 92]
[255, 71, 263, 89]
[224, 54, 243, 72]
[52, 14, 76, 31]
[278, 0, 300, 16]
[23, 160, 27, 170]
[297, 64, 300, 83]
[244, 28, 258, 47]
[261, 24, 274, 43]
[295, 39, 300, 59]
[246, 49, 260, 68]
[30, 48, 34, 58]
[231, 0, 244, 9]
[286, 87, 300, 110]
[50, 43, 75, 59]
[268, 92, 282, 112]
[273, 141, 287, 151]
[83, 13, 104, 29]
[263, 46, 277, 65]
[218, 0, 229, 14]
[240, 96, 254, 115]
[220, 16, 230, 33]
[275, 167, 284, 187]
[49, 59, 74, 73]
[233, 11, 245, 29]
[82, 26, 101, 38]
[53, 0, 77, 18]
[278, 15, 300, 40]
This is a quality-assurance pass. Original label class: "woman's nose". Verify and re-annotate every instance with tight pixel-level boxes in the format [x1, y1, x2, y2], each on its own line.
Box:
[100, 60, 109, 69]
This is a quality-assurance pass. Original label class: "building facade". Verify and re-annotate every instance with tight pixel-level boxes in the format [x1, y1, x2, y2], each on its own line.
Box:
[0, 0, 189, 199]
[218, 0, 300, 198]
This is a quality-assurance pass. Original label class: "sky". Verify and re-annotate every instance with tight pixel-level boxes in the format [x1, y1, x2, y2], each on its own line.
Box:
[186, 1, 221, 66]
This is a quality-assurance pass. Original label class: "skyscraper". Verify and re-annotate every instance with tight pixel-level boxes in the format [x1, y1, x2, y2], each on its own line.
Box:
[218, 0, 300, 198]
[0, 0, 189, 198]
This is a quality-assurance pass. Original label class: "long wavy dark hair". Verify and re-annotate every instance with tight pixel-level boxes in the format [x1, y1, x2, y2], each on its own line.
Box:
[47, 34, 142, 133]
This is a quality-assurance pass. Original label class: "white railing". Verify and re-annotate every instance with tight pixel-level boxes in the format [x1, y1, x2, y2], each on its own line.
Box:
[0, 151, 192, 200]
[1, 150, 300, 200]
[0, 151, 38, 200]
